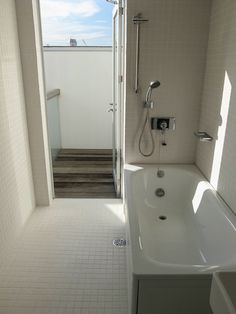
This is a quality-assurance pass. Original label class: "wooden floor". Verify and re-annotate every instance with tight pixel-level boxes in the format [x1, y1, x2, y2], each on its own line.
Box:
[53, 149, 117, 198]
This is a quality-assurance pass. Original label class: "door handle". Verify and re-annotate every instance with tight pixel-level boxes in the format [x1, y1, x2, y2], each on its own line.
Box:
[108, 108, 114, 112]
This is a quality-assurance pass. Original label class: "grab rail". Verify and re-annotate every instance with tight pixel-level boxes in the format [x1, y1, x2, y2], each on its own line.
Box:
[46, 89, 60, 101]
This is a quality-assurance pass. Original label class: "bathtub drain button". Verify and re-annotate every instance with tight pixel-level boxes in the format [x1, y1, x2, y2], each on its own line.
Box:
[155, 188, 165, 197]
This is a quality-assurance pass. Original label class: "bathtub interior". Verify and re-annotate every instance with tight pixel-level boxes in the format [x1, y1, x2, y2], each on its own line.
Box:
[126, 165, 236, 268]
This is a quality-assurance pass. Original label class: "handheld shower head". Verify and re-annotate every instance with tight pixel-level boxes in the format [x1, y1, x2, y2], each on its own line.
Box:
[149, 80, 161, 89]
[139, 80, 161, 157]
[145, 80, 161, 106]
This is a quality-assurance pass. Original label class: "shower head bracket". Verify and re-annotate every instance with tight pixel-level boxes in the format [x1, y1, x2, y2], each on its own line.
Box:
[133, 13, 149, 24]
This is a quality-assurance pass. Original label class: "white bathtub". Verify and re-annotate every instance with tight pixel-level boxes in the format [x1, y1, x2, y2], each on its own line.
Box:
[124, 164, 236, 314]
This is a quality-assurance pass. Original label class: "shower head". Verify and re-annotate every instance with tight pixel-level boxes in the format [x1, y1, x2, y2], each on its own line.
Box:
[149, 80, 161, 89]
[145, 80, 161, 106]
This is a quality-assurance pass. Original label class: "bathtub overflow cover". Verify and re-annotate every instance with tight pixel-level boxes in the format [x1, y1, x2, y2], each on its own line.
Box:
[159, 215, 167, 221]
[155, 188, 165, 197]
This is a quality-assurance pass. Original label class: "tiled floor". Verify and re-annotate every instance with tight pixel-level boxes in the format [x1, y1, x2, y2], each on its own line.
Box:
[0, 199, 128, 314]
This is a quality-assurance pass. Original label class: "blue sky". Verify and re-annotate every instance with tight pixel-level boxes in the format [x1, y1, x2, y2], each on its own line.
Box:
[40, 0, 113, 46]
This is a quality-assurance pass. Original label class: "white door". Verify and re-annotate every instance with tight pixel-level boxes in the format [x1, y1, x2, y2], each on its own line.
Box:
[112, 1, 123, 197]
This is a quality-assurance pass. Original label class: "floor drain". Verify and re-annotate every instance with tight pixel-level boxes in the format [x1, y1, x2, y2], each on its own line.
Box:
[159, 215, 167, 220]
[113, 239, 127, 247]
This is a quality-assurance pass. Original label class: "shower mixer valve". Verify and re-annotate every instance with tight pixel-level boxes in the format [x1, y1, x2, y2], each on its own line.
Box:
[151, 117, 176, 147]
[151, 117, 176, 131]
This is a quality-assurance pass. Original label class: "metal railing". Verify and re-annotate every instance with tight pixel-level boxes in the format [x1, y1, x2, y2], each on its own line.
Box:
[46, 89, 60, 101]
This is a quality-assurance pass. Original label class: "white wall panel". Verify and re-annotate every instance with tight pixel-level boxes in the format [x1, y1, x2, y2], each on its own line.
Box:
[0, 0, 35, 256]
[44, 48, 113, 149]
[125, 0, 212, 164]
[196, 0, 236, 214]
[16, 0, 53, 206]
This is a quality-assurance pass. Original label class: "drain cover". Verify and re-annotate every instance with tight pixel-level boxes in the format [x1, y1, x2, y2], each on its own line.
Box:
[113, 238, 127, 247]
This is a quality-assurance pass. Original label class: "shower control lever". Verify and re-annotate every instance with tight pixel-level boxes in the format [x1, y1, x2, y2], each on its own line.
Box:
[160, 121, 168, 130]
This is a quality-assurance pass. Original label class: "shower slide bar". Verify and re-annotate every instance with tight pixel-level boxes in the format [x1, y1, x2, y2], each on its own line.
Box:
[133, 13, 148, 93]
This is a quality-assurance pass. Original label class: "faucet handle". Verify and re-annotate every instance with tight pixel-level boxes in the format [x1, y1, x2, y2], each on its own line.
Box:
[160, 121, 168, 130]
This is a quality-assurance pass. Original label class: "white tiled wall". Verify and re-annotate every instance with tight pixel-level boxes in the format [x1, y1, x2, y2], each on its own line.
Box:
[196, 0, 236, 214]
[44, 49, 113, 149]
[0, 0, 35, 255]
[15, 0, 52, 205]
[125, 0, 212, 164]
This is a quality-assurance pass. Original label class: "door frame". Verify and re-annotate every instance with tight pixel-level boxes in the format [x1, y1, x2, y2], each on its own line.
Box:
[112, 0, 125, 197]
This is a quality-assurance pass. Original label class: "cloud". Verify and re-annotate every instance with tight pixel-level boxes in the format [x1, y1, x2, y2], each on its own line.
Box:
[95, 20, 107, 23]
[40, 0, 112, 45]
[42, 18, 110, 45]
[40, 0, 100, 19]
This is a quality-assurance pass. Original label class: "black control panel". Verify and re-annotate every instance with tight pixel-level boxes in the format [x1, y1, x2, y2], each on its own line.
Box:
[151, 118, 170, 130]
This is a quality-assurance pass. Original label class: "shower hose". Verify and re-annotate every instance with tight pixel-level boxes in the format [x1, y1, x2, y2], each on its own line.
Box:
[138, 107, 155, 157]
